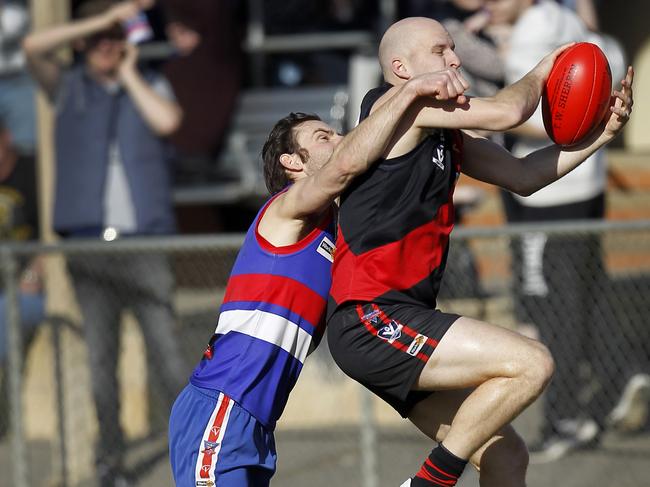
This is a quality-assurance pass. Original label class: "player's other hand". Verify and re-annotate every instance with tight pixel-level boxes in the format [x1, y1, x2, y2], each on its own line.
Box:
[410, 68, 471, 105]
[604, 65, 634, 138]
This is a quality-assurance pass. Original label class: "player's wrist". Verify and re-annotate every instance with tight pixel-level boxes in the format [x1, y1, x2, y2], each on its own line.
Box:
[402, 78, 421, 101]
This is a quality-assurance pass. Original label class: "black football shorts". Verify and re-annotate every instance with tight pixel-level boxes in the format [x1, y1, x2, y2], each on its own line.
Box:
[327, 301, 459, 417]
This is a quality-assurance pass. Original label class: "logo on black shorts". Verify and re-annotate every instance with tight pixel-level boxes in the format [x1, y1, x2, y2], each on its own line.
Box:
[377, 320, 402, 343]
[407, 334, 427, 357]
[361, 309, 380, 323]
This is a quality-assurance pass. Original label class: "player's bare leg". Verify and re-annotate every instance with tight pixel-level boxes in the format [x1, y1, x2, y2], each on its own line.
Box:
[409, 389, 529, 487]
[402, 317, 552, 486]
[415, 316, 553, 459]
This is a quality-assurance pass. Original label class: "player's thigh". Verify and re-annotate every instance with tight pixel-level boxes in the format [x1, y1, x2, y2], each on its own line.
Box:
[416, 315, 553, 390]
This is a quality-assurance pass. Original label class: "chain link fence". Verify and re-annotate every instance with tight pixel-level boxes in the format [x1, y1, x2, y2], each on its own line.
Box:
[1, 221, 649, 487]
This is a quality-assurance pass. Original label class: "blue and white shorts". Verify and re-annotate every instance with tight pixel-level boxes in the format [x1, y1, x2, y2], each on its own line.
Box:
[169, 384, 277, 487]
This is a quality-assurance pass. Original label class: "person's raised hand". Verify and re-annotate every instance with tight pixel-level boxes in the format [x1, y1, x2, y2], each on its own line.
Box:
[103, 0, 154, 27]
[118, 42, 139, 80]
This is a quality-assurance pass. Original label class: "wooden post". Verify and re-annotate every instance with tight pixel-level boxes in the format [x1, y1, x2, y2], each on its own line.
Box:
[28, 2, 94, 486]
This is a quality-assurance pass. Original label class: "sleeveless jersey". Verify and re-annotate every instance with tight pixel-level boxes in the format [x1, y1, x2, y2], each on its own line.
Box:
[329, 84, 463, 311]
[191, 192, 336, 429]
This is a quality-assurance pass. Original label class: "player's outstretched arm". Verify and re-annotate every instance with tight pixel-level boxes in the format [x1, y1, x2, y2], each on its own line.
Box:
[462, 66, 634, 195]
[410, 44, 574, 132]
[276, 74, 448, 219]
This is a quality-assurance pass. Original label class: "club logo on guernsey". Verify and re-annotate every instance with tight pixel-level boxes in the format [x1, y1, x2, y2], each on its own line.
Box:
[432, 142, 445, 171]
[377, 320, 402, 343]
[407, 334, 428, 357]
[317, 236, 336, 263]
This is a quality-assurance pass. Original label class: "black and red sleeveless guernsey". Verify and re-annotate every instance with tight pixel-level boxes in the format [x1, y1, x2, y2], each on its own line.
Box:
[326, 84, 464, 417]
[329, 84, 463, 312]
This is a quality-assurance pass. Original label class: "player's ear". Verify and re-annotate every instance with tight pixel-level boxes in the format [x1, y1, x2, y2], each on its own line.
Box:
[279, 153, 303, 172]
[392, 58, 410, 80]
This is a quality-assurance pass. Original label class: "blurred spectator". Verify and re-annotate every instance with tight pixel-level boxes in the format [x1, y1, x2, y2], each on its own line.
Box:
[23, 1, 187, 485]
[161, 0, 245, 183]
[484, 0, 631, 462]
[0, 0, 37, 155]
[0, 118, 44, 438]
[556, 0, 599, 30]
[437, 0, 505, 99]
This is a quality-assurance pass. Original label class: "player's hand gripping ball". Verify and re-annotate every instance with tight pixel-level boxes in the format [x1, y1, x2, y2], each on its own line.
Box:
[542, 42, 612, 146]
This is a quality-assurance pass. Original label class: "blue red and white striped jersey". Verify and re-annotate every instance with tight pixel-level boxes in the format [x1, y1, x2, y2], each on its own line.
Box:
[190, 192, 336, 430]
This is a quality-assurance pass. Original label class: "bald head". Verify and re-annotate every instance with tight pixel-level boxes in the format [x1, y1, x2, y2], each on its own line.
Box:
[379, 17, 457, 84]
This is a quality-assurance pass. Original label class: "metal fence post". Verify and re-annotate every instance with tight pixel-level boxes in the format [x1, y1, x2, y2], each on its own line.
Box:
[2, 247, 29, 486]
[360, 387, 379, 487]
[51, 316, 69, 487]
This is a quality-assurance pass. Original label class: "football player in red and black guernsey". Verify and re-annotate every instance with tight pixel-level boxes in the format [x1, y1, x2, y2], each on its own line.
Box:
[326, 17, 634, 487]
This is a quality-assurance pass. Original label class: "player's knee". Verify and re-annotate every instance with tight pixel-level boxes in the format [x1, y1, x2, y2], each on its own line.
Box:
[522, 341, 554, 395]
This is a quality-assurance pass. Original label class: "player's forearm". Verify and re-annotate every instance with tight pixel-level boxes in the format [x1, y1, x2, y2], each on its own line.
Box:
[492, 68, 544, 129]
[120, 69, 182, 136]
[515, 135, 609, 195]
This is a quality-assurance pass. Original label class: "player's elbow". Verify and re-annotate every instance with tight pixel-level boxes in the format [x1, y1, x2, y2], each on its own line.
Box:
[333, 155, 367, 180]
[508, 178, 539, 197]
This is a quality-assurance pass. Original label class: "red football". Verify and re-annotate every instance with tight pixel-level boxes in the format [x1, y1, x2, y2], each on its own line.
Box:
[542, 42, 612, 146]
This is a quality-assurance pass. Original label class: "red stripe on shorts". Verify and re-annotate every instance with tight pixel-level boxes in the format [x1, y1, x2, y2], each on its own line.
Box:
[199, 393, 231, 479]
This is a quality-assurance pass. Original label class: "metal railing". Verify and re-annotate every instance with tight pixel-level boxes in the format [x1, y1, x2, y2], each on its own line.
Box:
[2, 219, 650, 487]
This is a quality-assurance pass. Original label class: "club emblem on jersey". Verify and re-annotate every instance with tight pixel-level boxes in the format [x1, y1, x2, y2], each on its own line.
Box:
[377, 320, 402, 343]
[432, 143, 445, 171]
[407, 334, 428, 357]
[317, 236, 336, 263]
